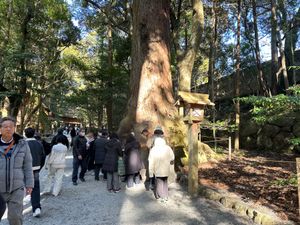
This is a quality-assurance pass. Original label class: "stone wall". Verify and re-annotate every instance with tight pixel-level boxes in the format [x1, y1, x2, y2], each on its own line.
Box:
[240, 111, 300, 151]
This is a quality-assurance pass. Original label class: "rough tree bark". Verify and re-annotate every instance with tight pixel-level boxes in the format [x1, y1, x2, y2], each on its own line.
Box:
[118, 0, 180, 139]
[106, 22, 113, 131]
[8, 0, 33, 118]
[234, 0, 241, 151]
[276, 0, 289, 92]
[271, 0, 279, 95]
[177, 0, 204, 92]
[208, 0, 218, 149]
[252, 0, 271, 96]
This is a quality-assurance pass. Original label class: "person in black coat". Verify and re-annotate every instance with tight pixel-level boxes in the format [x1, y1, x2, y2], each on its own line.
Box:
[86, 132, 96, 171]
[102, 133, 122, 192]
[25, 127, 45, 217]
[72, 129, 87, 185]
[124, 134, 142, 188]
[93, 130, 108, 180]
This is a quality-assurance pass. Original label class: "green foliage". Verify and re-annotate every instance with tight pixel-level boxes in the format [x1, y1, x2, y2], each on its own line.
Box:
[289, 138, 300, 147]
[271, 174, 297, 187]
[201, 119, 237, 132]
[239, 85, 300, 125]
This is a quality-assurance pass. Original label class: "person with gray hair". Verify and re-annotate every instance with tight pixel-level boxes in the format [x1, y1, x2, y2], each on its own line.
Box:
[0, 117, 34, 225]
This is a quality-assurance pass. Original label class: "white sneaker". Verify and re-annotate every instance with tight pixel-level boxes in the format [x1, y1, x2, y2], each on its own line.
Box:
[33, 208, 41, 217]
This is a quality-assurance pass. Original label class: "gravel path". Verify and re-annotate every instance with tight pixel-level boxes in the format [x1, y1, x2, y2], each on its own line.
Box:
[1, 153, 257, 225]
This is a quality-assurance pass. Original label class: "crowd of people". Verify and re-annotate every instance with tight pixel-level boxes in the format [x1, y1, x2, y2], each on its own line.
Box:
[0, 116, 175, 225]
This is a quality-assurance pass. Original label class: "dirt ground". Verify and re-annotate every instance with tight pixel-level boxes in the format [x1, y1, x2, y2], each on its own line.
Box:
[197, 150, 298, 224]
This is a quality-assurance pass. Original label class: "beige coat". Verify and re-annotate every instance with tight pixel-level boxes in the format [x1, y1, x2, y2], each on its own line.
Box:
[148, 138, 174, 178]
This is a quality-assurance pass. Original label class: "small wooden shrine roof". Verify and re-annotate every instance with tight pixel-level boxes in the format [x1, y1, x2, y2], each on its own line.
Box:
[176, 91, 215, 106]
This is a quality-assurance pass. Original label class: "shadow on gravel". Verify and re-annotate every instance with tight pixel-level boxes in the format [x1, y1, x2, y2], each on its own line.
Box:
[1, 152, 255, 225]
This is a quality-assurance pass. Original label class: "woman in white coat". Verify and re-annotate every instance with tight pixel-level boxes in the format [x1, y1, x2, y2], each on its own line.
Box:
[44, 136, 67, 196]
[148, 137, 174, 202]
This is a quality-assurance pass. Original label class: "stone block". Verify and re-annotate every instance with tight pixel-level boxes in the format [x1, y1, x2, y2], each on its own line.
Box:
[292, 122, 300, 137]
[261, 124, 280, 137]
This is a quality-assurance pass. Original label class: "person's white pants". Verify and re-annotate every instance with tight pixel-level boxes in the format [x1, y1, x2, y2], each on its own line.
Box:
[44, 167, 64, 196]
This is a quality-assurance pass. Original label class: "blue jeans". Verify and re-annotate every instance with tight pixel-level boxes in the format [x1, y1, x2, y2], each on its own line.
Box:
[31, 171, 41, 212]
[72, 157, 87, 182]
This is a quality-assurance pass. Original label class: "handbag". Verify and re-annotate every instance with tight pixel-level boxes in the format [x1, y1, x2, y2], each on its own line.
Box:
[118, 157, 125, 176]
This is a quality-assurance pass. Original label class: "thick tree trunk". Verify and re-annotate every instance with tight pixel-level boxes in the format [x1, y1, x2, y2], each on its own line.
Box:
[9, 0, 33, 118]
[277, 0, 289, 92]
[208, 0, 218, 148]
[106, 23, 113, 131]
[271, 0, 279, 95]
[252, 0, 270, 96]
[178, 0, 204, 92]
[234, 0, 241, 151]
[0, 0, 13, 87]
[208, 0, 217, 102]
[118, 0, 179, 138]
[97, 103, 103, 128]
[284, 8, 300, 85]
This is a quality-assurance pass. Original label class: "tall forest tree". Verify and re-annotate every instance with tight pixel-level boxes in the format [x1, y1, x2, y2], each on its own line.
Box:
[234, 0, 241, 151]
[118, 0, 180, 138]
[171, 0, 205, 92]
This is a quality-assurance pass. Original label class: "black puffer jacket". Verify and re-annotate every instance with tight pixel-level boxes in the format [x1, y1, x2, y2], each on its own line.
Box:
[94, 137, 108, 164]
[26, 138, 45, 171]
[124, 140, 142, 175]
[102, 138, 122, 173]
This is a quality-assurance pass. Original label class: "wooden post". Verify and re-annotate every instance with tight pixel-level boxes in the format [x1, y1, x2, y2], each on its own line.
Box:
[188, 122, 199, 197]
[228, 136, 232, 161]
[297, 158, 300, 218]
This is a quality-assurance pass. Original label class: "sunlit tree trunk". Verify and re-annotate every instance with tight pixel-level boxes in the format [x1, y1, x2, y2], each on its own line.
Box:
[271, 0, 279, 95]
[234, 0, 241, 151]
[208, 0, 218, 149]
[252, 0, 270, 96]
[118, 0, 179, 138]
[284, 8, 300, 85]
[277, 0, 289, 92]
[178, 0, 204, 92]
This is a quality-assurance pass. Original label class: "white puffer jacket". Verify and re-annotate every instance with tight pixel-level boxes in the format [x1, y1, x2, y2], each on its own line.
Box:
[148, 137, 174, 178]
[46, 143, 67, 169]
